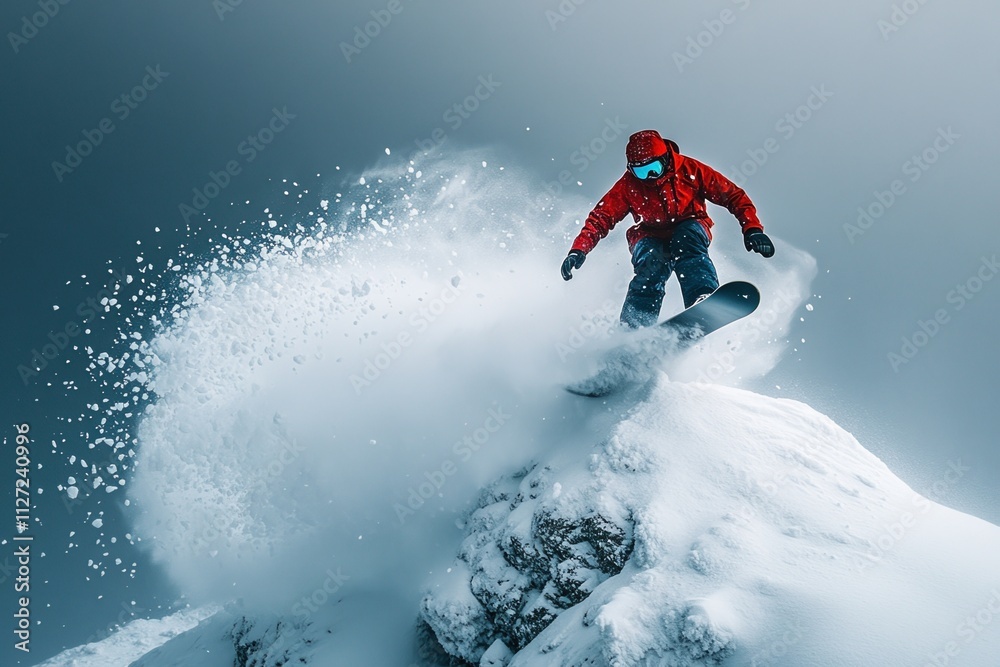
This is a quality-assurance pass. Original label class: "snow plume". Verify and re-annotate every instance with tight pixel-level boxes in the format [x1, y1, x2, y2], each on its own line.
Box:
[86, 150, 814, 641]
[666, 239, 817, 387]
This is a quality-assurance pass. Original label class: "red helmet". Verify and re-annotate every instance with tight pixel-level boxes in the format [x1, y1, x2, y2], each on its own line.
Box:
[626, 130, 678, 167]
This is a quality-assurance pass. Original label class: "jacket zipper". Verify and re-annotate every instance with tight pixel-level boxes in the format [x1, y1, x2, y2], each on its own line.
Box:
[669, 177, 678, 221]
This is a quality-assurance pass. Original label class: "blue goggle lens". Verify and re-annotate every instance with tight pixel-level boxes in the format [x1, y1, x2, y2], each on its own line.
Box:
[631, 159, 665, 180]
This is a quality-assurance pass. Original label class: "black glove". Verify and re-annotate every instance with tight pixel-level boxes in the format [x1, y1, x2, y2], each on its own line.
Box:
[744, 231, 775, 258]
[561, 250, 586, 281]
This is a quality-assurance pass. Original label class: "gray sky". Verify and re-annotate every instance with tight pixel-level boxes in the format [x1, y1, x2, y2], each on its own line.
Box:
[2, 0, 998, 663]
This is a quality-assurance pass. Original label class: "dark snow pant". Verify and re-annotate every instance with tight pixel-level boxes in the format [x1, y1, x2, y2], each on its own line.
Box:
[620, 219, 719, 328]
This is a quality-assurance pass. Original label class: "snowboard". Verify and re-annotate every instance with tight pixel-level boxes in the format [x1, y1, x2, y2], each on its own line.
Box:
[565, 281, 760, 398]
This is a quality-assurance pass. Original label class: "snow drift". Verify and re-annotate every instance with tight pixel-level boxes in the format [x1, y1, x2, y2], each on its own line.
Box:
[47, 150, 1000, 665]
[422, 380, 1000, 666]
[31, 607, 219, 667]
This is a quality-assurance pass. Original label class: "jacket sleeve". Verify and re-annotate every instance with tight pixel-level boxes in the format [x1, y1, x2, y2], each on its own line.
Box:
[571, 177, 631, 254]
[695, 160, 763, 234]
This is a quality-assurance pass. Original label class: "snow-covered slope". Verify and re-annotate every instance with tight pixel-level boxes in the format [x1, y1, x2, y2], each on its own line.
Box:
[31, 607, 221, 667]
[72, 379, 1000, 666]
[51, 152, 1000, 665]
[422, 380, 1000, 666]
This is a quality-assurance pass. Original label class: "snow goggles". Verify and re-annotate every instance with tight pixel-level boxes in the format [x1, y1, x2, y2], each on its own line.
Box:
[630, 158, 666, 180]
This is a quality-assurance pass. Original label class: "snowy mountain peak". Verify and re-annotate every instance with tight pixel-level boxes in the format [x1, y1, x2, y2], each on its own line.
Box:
[421, 380, 939, 665]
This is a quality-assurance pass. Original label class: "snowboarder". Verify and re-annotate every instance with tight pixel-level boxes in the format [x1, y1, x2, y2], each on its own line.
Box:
[560, 130, 775, 328]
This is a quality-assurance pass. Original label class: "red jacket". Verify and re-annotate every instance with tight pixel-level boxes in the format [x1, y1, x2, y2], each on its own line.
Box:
[571, 141, 762, 254]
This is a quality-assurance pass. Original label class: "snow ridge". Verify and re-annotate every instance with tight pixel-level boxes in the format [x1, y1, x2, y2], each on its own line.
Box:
[420, 380, 1000, 666]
